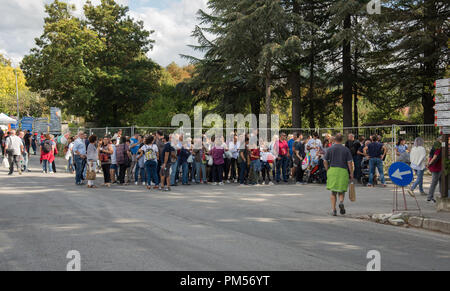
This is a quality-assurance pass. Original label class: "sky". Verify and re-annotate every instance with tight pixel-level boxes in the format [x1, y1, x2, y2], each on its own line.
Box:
[0, 0, 209, 67]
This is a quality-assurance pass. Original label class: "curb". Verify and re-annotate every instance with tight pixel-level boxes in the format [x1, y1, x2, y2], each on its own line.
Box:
[408, 216, 450, 234]
[352, 213, 450, 235]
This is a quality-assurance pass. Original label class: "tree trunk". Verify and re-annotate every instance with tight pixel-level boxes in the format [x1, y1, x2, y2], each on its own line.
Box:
[342, 13, 353, 128]
[289, 71, 302, 128]
[422, 2, 438, 125]
[265, 70, 272, 132]
[307, 47, 316, 129]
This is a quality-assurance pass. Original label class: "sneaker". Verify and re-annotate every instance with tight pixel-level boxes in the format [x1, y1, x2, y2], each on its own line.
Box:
[234, 179, 238, 183]
[226, 180, 230, 184]
[164, 187, 169, 191]
[407, 189, 415, 198]
[332, 210, 337, 217]
[427, 199, 436, 204]
[339, 203, 346, 215]
[296, 182, 302, 185]
[269, 182, 274, 186]
[219, 182, 224, 186]
[135, 182, 138, 185]
[420, 191, 427, 196]
[142, 182, 146, 186]
[367, 184, 373, 188]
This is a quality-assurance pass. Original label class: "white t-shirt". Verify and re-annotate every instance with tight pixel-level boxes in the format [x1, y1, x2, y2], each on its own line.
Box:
[141, 144, 158, 162]
[65, 142, 74, 160]
[111, 144, 117, 165]
[6, 135, 23, 155]
[307, 138, 322, 158]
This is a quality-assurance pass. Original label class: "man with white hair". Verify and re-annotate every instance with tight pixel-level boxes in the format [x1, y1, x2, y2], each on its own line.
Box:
[4, 129, 24, 175]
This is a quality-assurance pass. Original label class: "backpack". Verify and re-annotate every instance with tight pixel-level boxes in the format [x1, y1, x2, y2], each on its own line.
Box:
[42, 140, 52, 154]
[116, 144, 129, 165]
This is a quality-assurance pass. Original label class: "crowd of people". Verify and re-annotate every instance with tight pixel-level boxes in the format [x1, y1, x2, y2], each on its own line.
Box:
[0, 127, 444, 210]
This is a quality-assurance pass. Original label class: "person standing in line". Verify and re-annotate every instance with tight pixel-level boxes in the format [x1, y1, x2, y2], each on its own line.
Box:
[18, 131, 30, 172]
[4, 130, 24, 175]
[210, 138, 225, 186]
[23, 130, 32, 157]
[364, 135, 387, 187]
[40, 134, 55, 174]
[99, 136, 113, 187]
[155, 130, 165, 179]
[276, 133, 290, 183]
[293, 132, 306, 185]
[323, 133, 354, 216]
[129, 133, 140, 182]
[345, 134, 361, 182]
[116, 136, 131, 185]
[141, 135, 159, 190]
[134, 137, 146, 186]
[160, 134, 174, 191]
[193, 138, 207, 184]
[86, 135, 99, 188]
[238, 137, 250, 185]
[110, 138, 118, 184]
[427, 141, 442, 204]
[31, 133, 38, 155]
[50, 135, 58, 173]
[407, 137, 427, 197]
[65, 137, 75, 174]
[73, 132, 87, 185]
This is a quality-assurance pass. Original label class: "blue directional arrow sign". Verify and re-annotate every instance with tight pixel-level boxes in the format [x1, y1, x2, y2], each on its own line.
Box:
[389, 162, 414, 187]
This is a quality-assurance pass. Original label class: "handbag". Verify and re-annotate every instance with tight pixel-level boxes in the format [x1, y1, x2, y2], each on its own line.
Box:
[2, 157, 9, 169]
[86, 162, 96, 181]
[349, 182, 356, 202]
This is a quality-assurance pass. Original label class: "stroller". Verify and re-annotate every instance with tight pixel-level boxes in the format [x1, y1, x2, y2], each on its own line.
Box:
[303, 155, 327, 184]
[361, 157, 378, 186]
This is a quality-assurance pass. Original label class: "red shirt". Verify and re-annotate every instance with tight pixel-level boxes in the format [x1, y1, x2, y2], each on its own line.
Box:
[428, 149, 442, 173]
[250, 148, 260, 161]
[278, 140, 288, 156]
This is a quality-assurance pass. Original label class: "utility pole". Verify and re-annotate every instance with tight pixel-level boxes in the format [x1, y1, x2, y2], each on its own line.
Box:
[14, 67, 20, 129]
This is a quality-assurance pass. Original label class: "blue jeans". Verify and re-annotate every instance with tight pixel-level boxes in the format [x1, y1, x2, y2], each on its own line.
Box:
[181, 162, 189, 184]
[145, 160, 159, 186]
[74, 155, 85, 184]
[135, 164, 146, 183]
[42, 159, 49, 172]
[369, 158, 386, 185]
[67, 156, 73, 173]
[170, 160, 179, 185]
[239, 161, 248, 184]
[276, 156, 288, 182]
[195, 162, 206, 183]
[354, 155, 362, 180]
[411, 169, 424, 192]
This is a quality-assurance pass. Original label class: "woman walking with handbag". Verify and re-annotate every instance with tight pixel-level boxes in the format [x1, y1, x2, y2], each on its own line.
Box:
[86, 135, 99, 188]
[99, 136, 113, 187]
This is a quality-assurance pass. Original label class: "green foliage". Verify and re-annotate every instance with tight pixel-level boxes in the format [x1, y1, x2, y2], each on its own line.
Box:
[21, 0, 161, 126]
[0, 54, 48, 117]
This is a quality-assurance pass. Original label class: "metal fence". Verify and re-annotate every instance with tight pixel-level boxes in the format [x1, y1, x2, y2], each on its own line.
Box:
[65, 124, 439, 169]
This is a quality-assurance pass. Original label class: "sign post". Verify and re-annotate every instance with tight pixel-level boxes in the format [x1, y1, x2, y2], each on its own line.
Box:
[435, 79, 449, 199]
[388, 162, 421, 215]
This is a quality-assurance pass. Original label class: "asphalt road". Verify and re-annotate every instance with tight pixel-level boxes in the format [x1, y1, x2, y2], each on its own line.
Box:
[0, 155, 448, 271]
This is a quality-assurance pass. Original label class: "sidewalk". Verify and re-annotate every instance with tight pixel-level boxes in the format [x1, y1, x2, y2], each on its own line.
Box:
[347, 175, 450, 234]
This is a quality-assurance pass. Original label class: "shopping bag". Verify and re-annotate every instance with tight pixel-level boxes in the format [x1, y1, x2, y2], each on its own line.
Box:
[349, 182, 356, 202]
[2, 157, 9, 169]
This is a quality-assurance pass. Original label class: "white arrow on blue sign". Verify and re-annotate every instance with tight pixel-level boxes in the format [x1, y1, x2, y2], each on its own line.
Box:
[389, 162, 414, 187]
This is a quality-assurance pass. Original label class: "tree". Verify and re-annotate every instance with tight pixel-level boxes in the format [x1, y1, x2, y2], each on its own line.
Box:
[22, 0, 161, 126]
[364, 0, 449, 124]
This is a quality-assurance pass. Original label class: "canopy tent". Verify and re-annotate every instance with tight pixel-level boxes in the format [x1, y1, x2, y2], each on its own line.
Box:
[0, 113, 17, 125]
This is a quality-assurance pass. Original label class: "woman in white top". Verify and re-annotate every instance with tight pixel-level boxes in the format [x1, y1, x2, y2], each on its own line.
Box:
[408, 137, 427, 196]
[86, 135, 99, 188]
